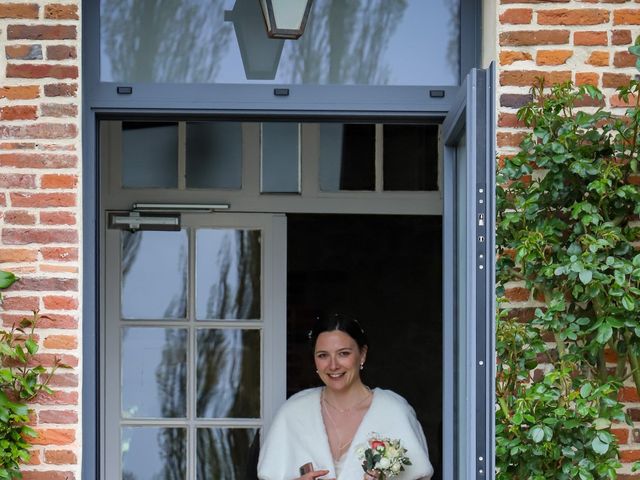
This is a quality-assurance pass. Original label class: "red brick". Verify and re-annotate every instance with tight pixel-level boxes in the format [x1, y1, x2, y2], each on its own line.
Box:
[586, 51, 609, 66]
[500, 51, 533, 65]
[5, 44, 42, 60]
[41, 103, 77, 118]
[22, 472, 74, 480]
[610, 93, 637, 108]
[538, 9, 609, 25]
[614, 9, 640, 25]
[620, 449, 640, 462]
[7, 25, 76, 40]
[7, 64, 78, 80]
[45, 373, 78, 388]
[3, 313, 76, 329]
[44, 4, 78, 19]
[43, 335, 77, 349]
[499, 70, 572, 86]
[575, 72, 600, 86]
[501, 0, 570, 3]
[0, 85, 39, 100]
[10, 192, 76, 208]
[505, 287, 531, 302]
[2, 228, 78, 245]
[0, 3, 38, 18]
[1, 296, 39, 311]
[0, 123, 76, 139]
[0, 105, 37, 121]
[574, 31, 608, 46]
[614, 51, 637, 68]
[44, 83, 77, 97]
[40, 212, 76, 225]
[498, 113, 526, 128]
[500, 93, 533, 108]
[4, 210, 36, 225]
[29, 353, 77, 368]
[46, 45, 76, 60]
[612, 428, 630, 445]
[500, 8, 532, 24]
[32, 390, 78, 406]
[500, 30, 570, 46]
[497, 132, 527, 148]
[536, 50, 573, 65]
[618, 386, 640, 402]
[5, 277, 77, 292]
[26, 450, 40, 465]
[603, 72, 632, 88]
[41, 174, 77, 189]
[28, 428, 75, 445]
[0, 153, 76, 168]
[40, 247, 78, 262]
[0, 248, 37, 262]
[0, 173, 36, 188]
[44, 449, 77, 464]
[612, 30, 632, 45]
[43, 296, 78, 311]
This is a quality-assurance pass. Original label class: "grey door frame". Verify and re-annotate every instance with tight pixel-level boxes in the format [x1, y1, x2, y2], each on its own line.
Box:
[441, 65, 496, 480]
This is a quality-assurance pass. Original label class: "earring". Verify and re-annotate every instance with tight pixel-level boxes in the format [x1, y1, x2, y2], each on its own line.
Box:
[360, 363, 364, 370]
[316, 369, 319, 374]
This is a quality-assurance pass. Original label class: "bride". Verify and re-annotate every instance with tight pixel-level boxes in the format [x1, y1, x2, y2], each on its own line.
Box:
[257, 313, 434, 480]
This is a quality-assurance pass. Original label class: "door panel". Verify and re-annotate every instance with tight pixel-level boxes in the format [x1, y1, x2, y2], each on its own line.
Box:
[103, 213, 286, 479]
[442, 65, 496, 480]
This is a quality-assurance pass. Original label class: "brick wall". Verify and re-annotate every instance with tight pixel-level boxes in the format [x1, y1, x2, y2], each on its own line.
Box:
[497, 1, 640, 477]
[0, 1, 81, 479]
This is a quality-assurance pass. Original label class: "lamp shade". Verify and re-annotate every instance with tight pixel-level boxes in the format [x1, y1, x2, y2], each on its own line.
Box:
[259, 0, 313, 39]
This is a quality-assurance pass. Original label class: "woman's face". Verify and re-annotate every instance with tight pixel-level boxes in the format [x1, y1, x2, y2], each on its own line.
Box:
[314, 330, 367, 393]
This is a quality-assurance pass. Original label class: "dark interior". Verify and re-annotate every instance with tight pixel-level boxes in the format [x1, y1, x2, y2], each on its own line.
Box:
[286, 214, 443, 478]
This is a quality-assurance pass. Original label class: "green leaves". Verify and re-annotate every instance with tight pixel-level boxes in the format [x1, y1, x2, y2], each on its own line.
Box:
[497, 72, 640, 480]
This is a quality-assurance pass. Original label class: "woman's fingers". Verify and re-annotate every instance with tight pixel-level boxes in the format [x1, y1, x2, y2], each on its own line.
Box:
[299, 469, 330, 480]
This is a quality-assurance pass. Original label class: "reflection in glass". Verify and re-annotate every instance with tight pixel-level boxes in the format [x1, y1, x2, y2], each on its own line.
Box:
[122, 328, 187, 419]
[122, 122, 178, 188]
[122, 427, 186, 480]
[197, 428, 257, 479]
[383, 125, 439, 191]
[319, 124, 375, 191]
[196, 229, 261, 320]
[261, 123, 299, 193]
[101, 0, 460, 86]
[196, 329, 260, 418]
[122, 230, 188, 319]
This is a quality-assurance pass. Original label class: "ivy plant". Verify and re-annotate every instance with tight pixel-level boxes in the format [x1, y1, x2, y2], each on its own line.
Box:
[0, 271, 64, 479]
[496, 40, 640, 479]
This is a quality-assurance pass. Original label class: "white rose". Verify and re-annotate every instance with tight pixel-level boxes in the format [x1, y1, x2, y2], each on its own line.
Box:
[356, 446, 366, 458]
[377, 457, 391, 469]
[386, 446, 398, 457]
[391, 463, 402, 473]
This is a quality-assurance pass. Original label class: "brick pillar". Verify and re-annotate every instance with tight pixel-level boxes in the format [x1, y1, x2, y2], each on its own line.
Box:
[0, 1, 81, 479]
[496, 2, 640, 477]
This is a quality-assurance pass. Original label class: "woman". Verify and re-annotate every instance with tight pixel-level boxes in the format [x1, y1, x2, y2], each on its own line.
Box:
[257, 313, 434, 480]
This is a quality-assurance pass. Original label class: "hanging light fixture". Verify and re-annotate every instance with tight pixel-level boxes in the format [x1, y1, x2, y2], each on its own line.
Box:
[258, 0, 314, 39]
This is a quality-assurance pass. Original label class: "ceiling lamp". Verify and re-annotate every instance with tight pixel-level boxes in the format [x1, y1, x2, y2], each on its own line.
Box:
[259, 0, 314, 39]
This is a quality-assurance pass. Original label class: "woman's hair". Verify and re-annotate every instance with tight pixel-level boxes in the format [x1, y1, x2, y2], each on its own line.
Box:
[309, 312, 369, 351]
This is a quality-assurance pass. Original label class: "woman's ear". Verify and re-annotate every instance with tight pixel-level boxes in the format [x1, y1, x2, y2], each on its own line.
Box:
[360, 345, 368, 365]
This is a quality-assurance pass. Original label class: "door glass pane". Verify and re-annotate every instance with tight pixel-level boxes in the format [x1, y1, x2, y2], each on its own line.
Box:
[121, 230, 188, 319]
[196, 229, 261, 320]
[261, 123, 300, 193]
[100, 0, 461, 86]
[122, 327, 187, 418]
[196, 329, 260, 418]
[197, 428, 258, 480]
[319, 124, 375, 191]
[122, 427, 187, 479]
[455, 131, 468, 478]
[186, 122, 243, 189]
[383, 125, 439, 191]
[122, 122, 178, 188]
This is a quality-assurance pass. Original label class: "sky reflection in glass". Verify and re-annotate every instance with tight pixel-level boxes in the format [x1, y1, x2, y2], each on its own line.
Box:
[100, 0, 460, 85]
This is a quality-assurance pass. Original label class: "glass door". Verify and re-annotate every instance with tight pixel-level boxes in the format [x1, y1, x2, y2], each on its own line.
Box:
[102, 212, 286, 479]
[442, 65, 496, 480]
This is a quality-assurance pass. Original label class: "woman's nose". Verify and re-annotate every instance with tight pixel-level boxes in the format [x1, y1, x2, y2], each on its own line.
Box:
[329, 356, 338, 369]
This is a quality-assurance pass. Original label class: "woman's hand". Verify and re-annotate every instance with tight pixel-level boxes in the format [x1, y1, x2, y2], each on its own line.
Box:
[297, 469, 330, 480]
[363, 470, 380, 480]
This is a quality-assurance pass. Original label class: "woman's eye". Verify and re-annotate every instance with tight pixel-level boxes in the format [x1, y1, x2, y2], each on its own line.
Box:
[339, 351, 351, 357]
[317, 353, 327, 359]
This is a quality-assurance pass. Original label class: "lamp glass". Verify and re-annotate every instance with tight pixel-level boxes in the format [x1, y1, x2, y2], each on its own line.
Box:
[271, 0, 308, 30]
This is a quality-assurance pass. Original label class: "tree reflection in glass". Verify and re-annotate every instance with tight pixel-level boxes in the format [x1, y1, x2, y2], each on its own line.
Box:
[196, 428, 257, 479]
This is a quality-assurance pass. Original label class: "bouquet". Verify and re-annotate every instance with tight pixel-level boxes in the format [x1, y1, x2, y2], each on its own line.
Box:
[357, 433, 412, 479]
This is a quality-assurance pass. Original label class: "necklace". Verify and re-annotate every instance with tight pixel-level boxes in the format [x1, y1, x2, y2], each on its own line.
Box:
[322, 386, 372, 413]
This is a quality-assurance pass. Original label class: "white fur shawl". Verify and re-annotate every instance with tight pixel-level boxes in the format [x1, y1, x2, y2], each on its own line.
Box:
[257, 387, 434, 480]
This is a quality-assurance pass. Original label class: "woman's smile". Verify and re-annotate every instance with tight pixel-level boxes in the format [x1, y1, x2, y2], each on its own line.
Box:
[314, 330, 367, 393]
